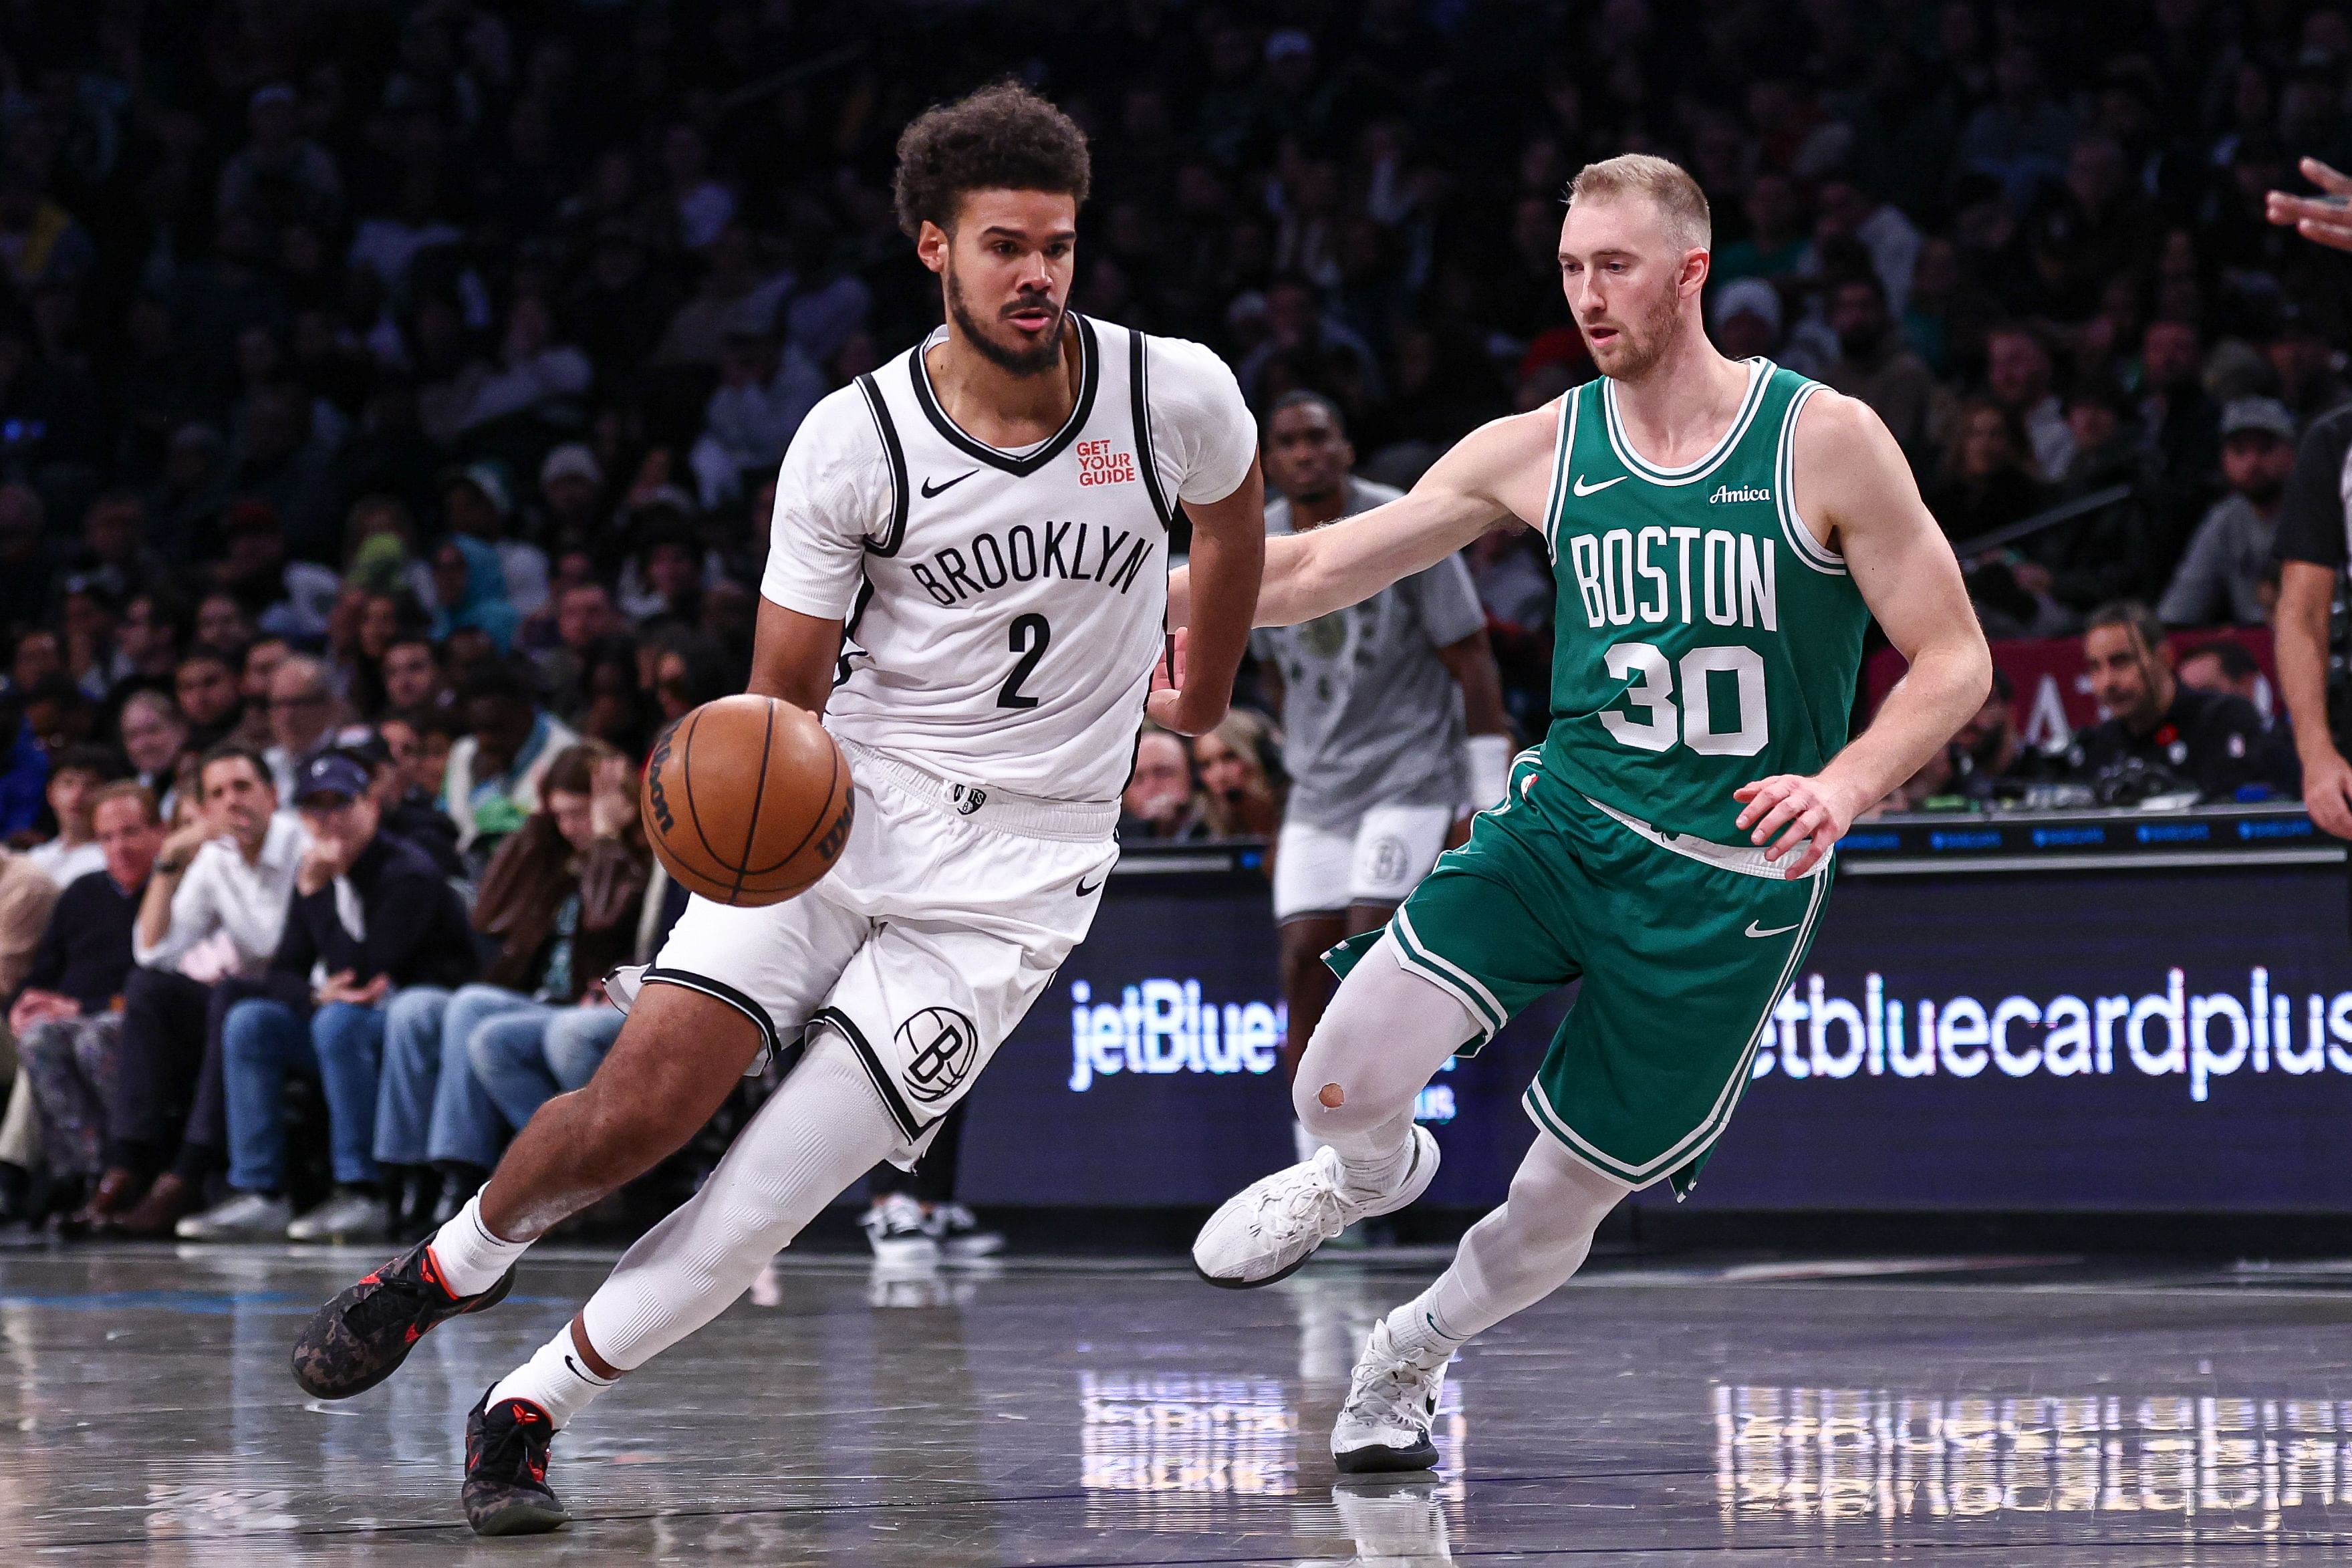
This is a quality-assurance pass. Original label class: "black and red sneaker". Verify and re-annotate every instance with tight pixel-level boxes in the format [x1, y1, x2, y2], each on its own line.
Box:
[289, 1237, 515, 1400]
[464, 1388, 570, 1537]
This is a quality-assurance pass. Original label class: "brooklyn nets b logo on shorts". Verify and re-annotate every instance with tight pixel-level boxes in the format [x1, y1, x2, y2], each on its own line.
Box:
[898, 1007, 979, 1103]
[1367, 834, 1411, 884]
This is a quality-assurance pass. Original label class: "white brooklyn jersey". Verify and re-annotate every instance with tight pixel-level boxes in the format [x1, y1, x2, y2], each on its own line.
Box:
[761, 314, 1256, 804]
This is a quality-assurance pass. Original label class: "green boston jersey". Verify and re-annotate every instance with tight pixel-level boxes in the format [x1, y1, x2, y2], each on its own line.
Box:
[1534, 358, 1871, 845]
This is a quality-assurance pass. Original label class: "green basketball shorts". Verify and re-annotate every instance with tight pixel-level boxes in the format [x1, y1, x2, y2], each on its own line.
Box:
[1326, 749, 1833, 1198]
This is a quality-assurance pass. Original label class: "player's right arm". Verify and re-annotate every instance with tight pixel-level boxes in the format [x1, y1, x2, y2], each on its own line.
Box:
[750, 388, 891, 718]
[1168, 406, 1553, 630]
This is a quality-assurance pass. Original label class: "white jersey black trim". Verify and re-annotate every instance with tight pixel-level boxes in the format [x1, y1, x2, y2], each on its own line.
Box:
[812, 1003, 923, 1140]
[854, 373, 909, 556]
[907, 315, 1103, 477]
[1129, 329, 1176, 531]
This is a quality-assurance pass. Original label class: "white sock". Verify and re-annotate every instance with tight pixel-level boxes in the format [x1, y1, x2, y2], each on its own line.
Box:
[487, 1325, 614, 1430]
[1384, 1288, 1469, 1369]
[1293, 1120, 1320, 1165]
[1331, 1116, 1416, 1200]
[429, 1194, 531, 1297]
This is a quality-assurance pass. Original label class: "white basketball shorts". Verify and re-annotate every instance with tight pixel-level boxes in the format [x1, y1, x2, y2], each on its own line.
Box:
[1271, 803, 1454, 922]
[634, 739, 1117, 1147]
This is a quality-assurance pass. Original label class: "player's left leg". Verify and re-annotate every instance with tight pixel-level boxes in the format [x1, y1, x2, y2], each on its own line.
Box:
[1331, 1133, 1630, 1472]
[461, 1027, 904, 1535]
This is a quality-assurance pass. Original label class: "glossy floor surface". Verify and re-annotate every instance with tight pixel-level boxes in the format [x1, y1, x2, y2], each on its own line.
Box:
[4, 1243, 2351, 1563]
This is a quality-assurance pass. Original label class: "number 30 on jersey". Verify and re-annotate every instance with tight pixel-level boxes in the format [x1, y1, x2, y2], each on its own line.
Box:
[1599, 642, 1767, 757]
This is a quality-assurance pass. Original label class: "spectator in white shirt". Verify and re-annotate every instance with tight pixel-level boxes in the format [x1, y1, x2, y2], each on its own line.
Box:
[687, 313, 824, 509]
[24, 747, 112, 888]
[102, 743, 308, 1238]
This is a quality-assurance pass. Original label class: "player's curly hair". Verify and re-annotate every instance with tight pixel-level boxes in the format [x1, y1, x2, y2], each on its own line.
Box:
[892, 81, 1091, 238]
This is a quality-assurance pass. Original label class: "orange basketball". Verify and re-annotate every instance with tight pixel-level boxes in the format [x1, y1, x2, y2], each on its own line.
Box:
[640, 695, 855, 907]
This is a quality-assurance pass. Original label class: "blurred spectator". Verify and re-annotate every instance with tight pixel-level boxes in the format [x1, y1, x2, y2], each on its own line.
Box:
[1891, 669, 2064, 807]
[178, 752, 475, 1243]
[2031, 380, 2163, 612]
[118, 691, 190, 811]
[688, 317, 823, 510]
[1984, 325, 2074, 481]
[440, 464, 549, 621]
[1119, 727, 1206, 841]
[261, 655, 342, 801]
[2068, 602, 2294, 803]
[1821, 273, 1936, 463]
[11, 783, 162, 1227]
[0, 846, 59, 1224]
[25, 745, 114, 886]
[106, 744, 304, 1238]
[2177, 640, 2268, 711]
[376, 742, 645, 1235]
[1192, 710, 1282, 841]
[441, 660, 579, 852]
[2158, 398, 2297, 626]
[174, 646, 247, 752]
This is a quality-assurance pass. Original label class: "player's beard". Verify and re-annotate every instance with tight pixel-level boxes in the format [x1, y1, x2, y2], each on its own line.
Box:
[1587, 283, 1685, 382]
[946, 261, 1067, 378]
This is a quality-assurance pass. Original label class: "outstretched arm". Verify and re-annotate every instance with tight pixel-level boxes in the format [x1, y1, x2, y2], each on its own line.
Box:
[1168, 406, 1553, 630]
[1735, 391, 1992, 876]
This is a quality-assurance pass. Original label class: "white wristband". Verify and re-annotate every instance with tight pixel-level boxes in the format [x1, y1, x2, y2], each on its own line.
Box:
[1465, 733, 1513, 811]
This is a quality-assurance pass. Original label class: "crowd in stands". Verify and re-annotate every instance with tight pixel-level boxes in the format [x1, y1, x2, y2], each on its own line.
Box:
[0, 1, 2345, 1234]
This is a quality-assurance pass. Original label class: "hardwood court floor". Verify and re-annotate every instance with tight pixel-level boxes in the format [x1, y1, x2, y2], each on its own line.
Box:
[4, 1241, 2351, 1563]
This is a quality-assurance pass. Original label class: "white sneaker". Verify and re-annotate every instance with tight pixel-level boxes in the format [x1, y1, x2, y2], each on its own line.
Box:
[1331, 1475, 1452, 1565]
[175, 1190, 293, 1240]
[285, 1190, 388, 1243]
[861, 1192, 938, 1268]
[1332, 1318, 1446, 1474]
[1192, 1126, 1439, 1288]
[926, 1202, 1004, 1261]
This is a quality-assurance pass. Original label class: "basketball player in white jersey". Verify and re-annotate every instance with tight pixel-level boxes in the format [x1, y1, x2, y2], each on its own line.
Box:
[289, 83, 1265, 1536]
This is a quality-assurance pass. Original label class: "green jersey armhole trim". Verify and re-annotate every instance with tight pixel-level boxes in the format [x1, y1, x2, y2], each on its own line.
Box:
[1600, 356, 1769, 485]
[1537, 388, 1577, 559]
[1774, 380, 1847, 576]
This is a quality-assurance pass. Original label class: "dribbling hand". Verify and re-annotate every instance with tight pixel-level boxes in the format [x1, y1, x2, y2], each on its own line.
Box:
[1145, 627, 1229, 735]
[1732, 773, 1861, 880]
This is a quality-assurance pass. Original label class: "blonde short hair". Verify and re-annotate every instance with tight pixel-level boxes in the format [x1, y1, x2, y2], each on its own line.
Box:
[1567, 154, 1711, 252]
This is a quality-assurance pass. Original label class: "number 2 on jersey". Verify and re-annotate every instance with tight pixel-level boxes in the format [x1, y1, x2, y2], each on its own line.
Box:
[996, 613, 1052, 709]
[1599, 640, 1767, 756]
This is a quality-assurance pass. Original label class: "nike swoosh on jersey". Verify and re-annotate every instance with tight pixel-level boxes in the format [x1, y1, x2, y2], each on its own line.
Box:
[920, 470, 978, 499]
[1075, 876, 1105, 896]
[1744, 920, 1800, 938]
[1571, 474, 1627, 497]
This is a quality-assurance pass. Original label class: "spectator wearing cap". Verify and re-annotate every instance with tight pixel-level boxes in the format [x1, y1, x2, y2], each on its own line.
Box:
[688, 307, 825, 509]
[442, 462, 550, 620]
[104, 743, 306, 1237]
[1709, 277, 1785, 363]
[25, 745, 116, 888]
[260, 654, 344, 803]
[537, 444, 604, 543]
[441, 660, 578, 854]
[178, 751, 475, 1243]
[10, 781, 163, 1230]
[2160, 397, 2298, 626]
[376, 741, 648, 1236]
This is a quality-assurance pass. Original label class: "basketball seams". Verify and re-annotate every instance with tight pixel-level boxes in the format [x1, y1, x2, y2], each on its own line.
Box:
[725, 699, 779, 904]
[737, 739, 847, 879]
[676, 708, 729, 872]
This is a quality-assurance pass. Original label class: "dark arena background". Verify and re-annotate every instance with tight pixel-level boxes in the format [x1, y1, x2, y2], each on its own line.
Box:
[4, 1, 2352, 1563]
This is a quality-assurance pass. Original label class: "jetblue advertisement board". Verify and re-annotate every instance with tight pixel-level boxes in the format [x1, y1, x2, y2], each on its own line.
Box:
[958, 861, 2352, 1212]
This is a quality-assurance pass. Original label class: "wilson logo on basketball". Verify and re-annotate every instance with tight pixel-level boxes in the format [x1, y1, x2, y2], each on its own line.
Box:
[815, 800, 852, 862]
[644, 734, 677, 833]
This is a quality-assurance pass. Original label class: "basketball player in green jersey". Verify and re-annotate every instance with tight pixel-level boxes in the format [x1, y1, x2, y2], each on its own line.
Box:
[1174, 152, 1992, 1472]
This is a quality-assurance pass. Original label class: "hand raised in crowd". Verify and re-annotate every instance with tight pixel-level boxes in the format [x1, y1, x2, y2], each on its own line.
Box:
[315, 970, 390, 1008]
[296, 836, 358, 898]
[158, 807, 225, 874]
[2266, 156, 2352, 251]
[8, 987, 80, 1034]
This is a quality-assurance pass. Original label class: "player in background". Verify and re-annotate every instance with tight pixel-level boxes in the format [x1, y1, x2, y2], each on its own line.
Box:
[1170, 154, 1989, 1472]
[1252, 390, 1511, 1170]
[289, 83, 1264, 1534]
